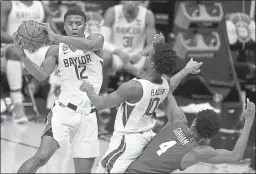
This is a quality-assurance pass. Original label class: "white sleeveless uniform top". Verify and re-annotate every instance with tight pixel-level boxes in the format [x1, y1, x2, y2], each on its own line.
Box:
[57, 43, 103, 109]
[114, 77, 169, 133]
[111, 5, 147, 55]
[6, 1, 45, 36]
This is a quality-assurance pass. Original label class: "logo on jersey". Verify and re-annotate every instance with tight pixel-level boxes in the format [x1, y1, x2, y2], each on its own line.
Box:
[116, 26, 142, 35]
[63, 54, 91, 67]
[16, 12, 41, 20]
[173, 128, 189, 145]
[62, 44, 69, 52]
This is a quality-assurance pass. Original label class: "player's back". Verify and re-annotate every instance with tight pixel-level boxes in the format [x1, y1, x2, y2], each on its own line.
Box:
[111, 4, 147, 55]
[126, 122, 198, 173]
[6, 1, 45, 36]
[114, 77, 169, 133]
[57, 43, 103, 107]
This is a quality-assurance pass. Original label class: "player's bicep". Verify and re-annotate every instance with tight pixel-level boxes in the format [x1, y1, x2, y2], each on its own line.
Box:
[204, 149, 239, 164]
[41, 45, 58, 76]
[145, 10, 156, 45]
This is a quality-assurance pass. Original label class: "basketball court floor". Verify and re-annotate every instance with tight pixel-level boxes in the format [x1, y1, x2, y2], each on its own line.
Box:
[1, 115, 254, 173]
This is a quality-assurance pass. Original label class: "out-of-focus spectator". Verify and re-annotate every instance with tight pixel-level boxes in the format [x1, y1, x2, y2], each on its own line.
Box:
[100, 0, 156, 101]
[1, 0, 60, 124]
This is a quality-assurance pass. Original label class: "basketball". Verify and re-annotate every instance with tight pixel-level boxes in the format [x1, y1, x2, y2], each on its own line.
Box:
[17, 20, 48, 52]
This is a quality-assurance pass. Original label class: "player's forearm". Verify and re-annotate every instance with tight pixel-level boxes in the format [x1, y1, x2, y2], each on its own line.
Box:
[53, 35, 95, 51]
[169, 68, 190, 92]
[231, 119, 253, 161]
[85, 90, 106, 110]
[20, 55, 48, 82]
[1, 31, 13, 43]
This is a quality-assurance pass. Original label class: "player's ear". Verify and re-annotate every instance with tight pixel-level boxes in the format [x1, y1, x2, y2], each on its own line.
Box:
[150, 62, 155, 68]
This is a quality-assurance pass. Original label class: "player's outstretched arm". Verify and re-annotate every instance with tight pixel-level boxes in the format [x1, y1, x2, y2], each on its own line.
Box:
[203, 99, 255, 164]
[168, 58, 203, 92]
[80, 80, 143, 110]
[13, 33, 58, 81]
[44, 23, 104, 52]
[164, 92, 188, 124]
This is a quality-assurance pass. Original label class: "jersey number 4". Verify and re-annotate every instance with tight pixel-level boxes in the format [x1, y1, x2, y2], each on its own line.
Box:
[74, 64, 88, 80]
[156, 141, 177, 156]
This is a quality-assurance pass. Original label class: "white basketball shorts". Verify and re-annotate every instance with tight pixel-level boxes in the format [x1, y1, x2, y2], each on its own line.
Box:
[42, 101, 100, 158]
[96, 130, 156, 173]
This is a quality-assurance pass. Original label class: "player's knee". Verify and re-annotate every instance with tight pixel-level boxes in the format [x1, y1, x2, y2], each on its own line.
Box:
[5, 45, 21, 61]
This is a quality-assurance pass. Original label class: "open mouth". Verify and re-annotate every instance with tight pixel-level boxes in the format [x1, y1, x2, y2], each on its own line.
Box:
[72, 33, 79, 37]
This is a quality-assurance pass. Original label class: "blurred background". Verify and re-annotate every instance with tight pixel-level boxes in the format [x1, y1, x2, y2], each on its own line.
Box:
[1, 0, 255, 173]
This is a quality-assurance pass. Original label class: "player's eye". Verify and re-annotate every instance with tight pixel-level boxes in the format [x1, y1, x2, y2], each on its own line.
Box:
[77, 23, 82, 26]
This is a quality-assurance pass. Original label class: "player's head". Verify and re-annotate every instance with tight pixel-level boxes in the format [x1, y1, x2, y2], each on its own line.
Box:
[63, 8, 87, 37]
[122, 1, 141, 17]
[191, 109, 221, 139]
[143, 43, 177, 76]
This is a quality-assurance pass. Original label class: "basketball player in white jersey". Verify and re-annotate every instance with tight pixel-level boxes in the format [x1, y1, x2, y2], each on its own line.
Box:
[1, 0, 60, 123]
[80, 34, 203, 173]
[14, 8, 104, 173]
[100, 1, 156, 103]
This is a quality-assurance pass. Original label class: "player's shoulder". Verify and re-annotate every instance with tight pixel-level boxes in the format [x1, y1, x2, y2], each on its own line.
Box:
[118, 79, 143, 96]
[145, 8, 155, 23]
[105, 6, 115, 17]
[122, 79, 143, 90]
[191, 145, 216, 156]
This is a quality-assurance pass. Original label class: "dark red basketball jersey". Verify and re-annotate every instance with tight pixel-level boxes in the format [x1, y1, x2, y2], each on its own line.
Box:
[126, 122, 198, 173]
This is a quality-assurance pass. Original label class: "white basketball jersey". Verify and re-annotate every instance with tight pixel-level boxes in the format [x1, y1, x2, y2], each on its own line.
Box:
[6, 1, 45, 36]
[114, 77, 169, 133]
[111, 5, 147, 55]
[57, 43, 103, 108]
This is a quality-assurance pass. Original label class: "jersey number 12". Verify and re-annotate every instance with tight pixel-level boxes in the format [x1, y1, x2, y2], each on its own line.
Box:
[74, 65, 88, 80]
[156, 141, 177, 156]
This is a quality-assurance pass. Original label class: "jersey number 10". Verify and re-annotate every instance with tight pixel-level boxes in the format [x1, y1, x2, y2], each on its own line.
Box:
[74, 64, 88, 80]
[145, 97, 160, 116]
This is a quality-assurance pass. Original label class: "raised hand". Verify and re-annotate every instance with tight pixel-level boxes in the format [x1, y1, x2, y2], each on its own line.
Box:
[243, 98, 255, 121]
[153, 33, 165, 47]
[41, 22, 57, 41]
[185, 58, 203, 74]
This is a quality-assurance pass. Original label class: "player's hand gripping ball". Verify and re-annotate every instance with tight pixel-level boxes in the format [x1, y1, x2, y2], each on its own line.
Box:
[16, 20, 48, 52]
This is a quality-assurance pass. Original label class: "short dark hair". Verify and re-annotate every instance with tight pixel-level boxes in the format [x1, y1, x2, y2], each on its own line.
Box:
[64, 8, 87, 22]
[152, 43, 177, 76]
[195, 109, 221, 139]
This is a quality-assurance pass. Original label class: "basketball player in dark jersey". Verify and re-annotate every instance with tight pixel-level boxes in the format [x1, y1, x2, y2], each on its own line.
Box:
[126, 91, 255, 173]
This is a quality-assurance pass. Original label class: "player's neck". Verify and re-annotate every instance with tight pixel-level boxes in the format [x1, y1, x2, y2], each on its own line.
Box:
[189, 127, 202, 142]
[142, 71, 162, 84]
